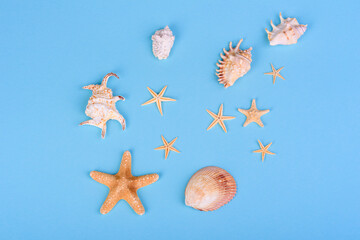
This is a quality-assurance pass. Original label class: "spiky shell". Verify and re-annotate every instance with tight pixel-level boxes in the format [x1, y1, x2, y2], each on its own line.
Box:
[216, 39, 252, 88]
[185, 166, 237, 211]
[151, 26, 175, 60]
[80, 73, 126, 138]
[265, 13, 307, 46]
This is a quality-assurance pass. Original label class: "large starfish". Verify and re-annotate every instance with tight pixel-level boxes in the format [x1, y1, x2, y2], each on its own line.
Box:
[141, 86, 176, 115]
[264, 63, 285, 84]
[154, 135, 180, 159]
[90, 151, 159, 215]
[206, 104, 235, 133]
[237, 99, 269, 127]
[253, 140, 275, 162]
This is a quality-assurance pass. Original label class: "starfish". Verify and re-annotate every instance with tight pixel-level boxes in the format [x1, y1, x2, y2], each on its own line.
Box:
[154, 135, 180, 159]
[264, 63, 285, 84]
[237, 99, 270, 127]
[90, 151, 159, 215]
[253, 140, 275, 162]
[206, 104, 235, 133]
[141, 86, 176, 115]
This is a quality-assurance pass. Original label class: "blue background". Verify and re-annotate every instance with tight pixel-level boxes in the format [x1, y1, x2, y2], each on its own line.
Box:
[1, 0, 359, 239]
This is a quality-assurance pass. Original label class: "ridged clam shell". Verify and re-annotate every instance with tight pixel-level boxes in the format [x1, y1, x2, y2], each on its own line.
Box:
[185, 166, 236, 211]
[265, 13, 307, 46]
[151, 26, 175, 60]
[216, 39, 252, 88]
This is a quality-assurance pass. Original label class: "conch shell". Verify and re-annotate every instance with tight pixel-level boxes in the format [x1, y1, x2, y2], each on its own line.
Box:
[265, 13, 307, 46]
[185, 166, 236, 211]
[80, 73, 126, 138]
[216, 39, 252, 88]
[151, 26, 175, 60]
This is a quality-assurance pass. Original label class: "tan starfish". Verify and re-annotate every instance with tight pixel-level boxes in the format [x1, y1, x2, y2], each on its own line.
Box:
[206, 104, 235, 133]
[90, 151, 159, 215]
[237, 99, 269, 127]
[253, 140, 275, 162]
[141, 86, 176, 115]
[154, 135, 180, 159]
[264, 63, 285, 84]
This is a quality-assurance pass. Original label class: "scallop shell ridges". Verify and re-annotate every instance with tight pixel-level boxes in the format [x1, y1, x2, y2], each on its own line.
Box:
[265, 13, 307, 46]
[185, 166, 237, 211]
[151, 26, 175, 60]
[216, 39, 252, 88]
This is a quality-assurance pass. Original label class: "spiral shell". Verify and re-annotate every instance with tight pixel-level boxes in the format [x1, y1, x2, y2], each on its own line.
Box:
[265, 13, 307, 46]
[185, 166, 237, 211]
[216, 39, 252, 88]
[151, 26, 175, 60]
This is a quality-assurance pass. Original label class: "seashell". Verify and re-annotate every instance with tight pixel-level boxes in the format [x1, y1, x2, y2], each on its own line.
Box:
[185, 166, 236, 211]
[80, 73, 126, 138]
[151, 26, 175, 60]
[265, 13, 307, 46]
[216, 39, 252, 88]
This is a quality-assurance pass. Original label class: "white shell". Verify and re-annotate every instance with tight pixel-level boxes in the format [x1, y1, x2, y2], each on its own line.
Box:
[151, 26, 175, 60]
[80, 73, 126, 138]
[216, 39, 252, 88]
[266, 13, 307, 46]
[185, 166, 236, 211]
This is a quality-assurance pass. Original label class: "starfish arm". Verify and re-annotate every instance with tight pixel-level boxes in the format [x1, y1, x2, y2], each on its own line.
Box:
[158, 86, 167, 97]
[161, 135, 168, 145]
[273, 75, 276, 84]
[262, 152, 266, 162]
[99, 189, 122, 214]
[278, 73, 285, 80]
[133, 174, 159, 188]
[253, 149, 263, 153]
[243, 118, 252, 127]
[169, 146, 180, 153]
[206, 109, 217, 119]
[117, 151, 132, 177]
[90, 171, 116, 187]
[264, 72, 274, 75]
[154, 146, 166, 150]
[156, 99, 163, 115]
[168, 137, 177, 146]
[258, 109, 270, 116]
[237, 108, 249, 116]
[141, 98, 157, 106]
[159, 97, 176, 102]
[123, 190, 145, 215]
[265, 142, 273, 149]
[147, 87, 158, 98]
[278, 67, 284, 71]
[218, 104, 224, 116]
[218, 120, 228, 133]
[207, 119, 219, 131]
[257, 140, 264, 149]
[265, 150, 275, 155]
[251, 99, 257, 108]
[271, 63, 275, 72]
[221, 116, 236, 120]
[164, 148, 170, 159]
[254, 118, 265, 127]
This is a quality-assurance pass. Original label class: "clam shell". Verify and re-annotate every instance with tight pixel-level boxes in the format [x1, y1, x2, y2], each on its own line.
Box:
[216, 39, 252, 88]
[185, 166, 236, 211]
[265, 13, 307, 46]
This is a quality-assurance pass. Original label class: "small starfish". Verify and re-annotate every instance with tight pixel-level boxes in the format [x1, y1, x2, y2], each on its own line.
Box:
[154, 135, 180, 159]
[141, 86, 176, 115]
[253, 140, 275, 162]
[206, 104, 235, 133]
[237, 99, 270, 127]
[90, 151, 159, 215]
[264, 63, 285, 84]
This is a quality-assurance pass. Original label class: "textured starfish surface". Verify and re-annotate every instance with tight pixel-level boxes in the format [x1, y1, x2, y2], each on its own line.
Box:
[90, 151, 159, 215]
[264, 63, 285, 84]
[141, 86, 176, 115]
[253, 140, 275, 162]
[206, 104, 235, 133]
[154, 135, 180, 159]
[237, 99, 270, 127]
